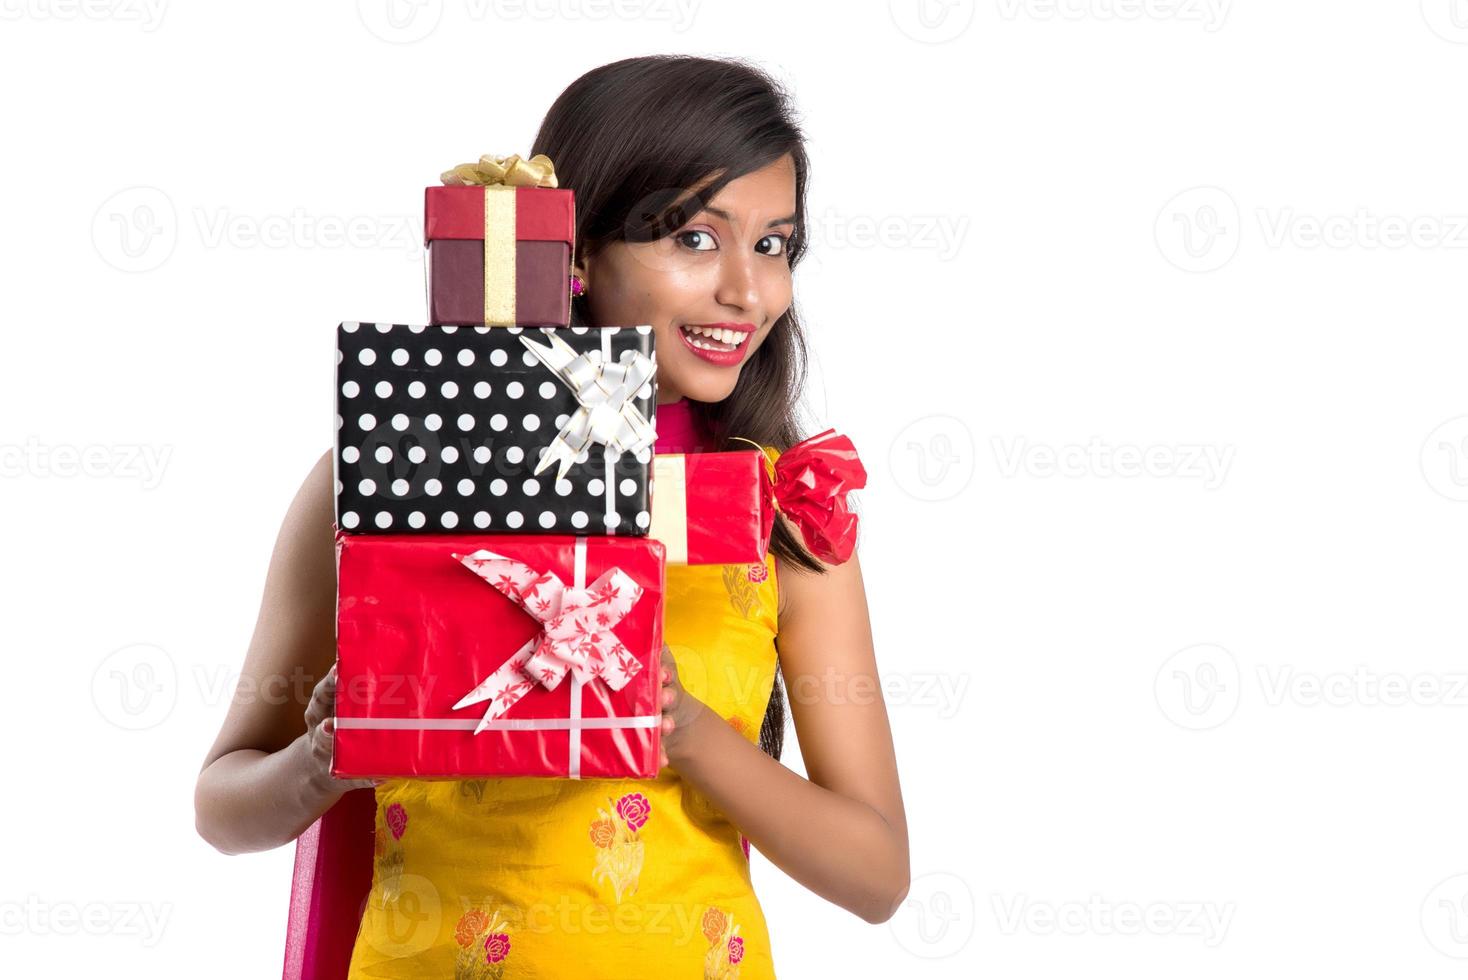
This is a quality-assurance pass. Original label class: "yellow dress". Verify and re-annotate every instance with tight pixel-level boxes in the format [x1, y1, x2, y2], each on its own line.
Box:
[346, 552, 781, 979]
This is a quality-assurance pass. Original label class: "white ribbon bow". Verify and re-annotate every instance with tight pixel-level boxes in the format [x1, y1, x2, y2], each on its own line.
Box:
[450, 548, 646, 736]
[519, 332, 657, 482]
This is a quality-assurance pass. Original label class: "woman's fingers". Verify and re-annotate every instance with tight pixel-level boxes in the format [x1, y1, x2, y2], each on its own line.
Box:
[304, 663, 338, 730]
[308, 714, 375, 790]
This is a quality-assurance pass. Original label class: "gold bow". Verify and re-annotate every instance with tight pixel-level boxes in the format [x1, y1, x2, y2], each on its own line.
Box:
[440, 153, 559, 189]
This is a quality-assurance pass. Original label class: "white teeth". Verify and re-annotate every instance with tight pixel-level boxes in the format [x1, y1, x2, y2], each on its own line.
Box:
[683, 325, 744, 347]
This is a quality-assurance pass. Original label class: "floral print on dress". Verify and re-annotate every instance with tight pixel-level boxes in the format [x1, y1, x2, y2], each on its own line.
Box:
[590, 792, 651, 903]
[375, 801, 408, 903]
[722, 564, 763, 620]
[453, 906, 512, 980]
[701, 905, 746, 979]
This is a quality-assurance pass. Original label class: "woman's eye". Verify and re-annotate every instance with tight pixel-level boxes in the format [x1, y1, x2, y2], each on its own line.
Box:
[676, 230, 717, 251]
[756, 234, 787, 257]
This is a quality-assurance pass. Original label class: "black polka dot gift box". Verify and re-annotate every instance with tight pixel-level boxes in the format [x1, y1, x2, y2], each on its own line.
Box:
[334, 322, 657, 536]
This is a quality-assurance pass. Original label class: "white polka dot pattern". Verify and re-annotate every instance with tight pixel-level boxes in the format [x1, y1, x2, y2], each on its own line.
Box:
[334, 322, 657, 535]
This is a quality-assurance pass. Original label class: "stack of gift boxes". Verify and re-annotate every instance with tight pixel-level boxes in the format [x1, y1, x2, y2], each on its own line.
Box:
[330, 154, 866, 783]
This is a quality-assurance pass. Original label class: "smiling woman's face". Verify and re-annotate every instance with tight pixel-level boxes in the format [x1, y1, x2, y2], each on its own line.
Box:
[576, 153, 798, 405]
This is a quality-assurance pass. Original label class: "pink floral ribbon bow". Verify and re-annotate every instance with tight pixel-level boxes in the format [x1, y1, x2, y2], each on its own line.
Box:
[450, 549, 646, 734]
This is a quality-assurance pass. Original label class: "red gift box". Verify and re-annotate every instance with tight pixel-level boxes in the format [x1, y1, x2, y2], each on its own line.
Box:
[649, 429, 868, 566]
[332, 532, 664, 780]
[424, 184, 575, 327]
[648, 451, 771, 565]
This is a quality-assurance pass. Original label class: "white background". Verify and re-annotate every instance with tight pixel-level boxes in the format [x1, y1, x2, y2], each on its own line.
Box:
[3, 0, 1468, 976]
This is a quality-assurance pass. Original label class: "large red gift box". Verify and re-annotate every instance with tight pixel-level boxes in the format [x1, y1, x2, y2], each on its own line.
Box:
[332, 532, 664, 780]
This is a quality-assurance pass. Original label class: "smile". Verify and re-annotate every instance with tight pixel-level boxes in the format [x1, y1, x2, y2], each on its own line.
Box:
[678, 323, 755, 366]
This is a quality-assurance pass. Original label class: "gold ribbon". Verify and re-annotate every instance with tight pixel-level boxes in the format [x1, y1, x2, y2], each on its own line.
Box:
[439, 153, 561, 326]
[481, 188, 516, 325]
[440, 153, 559, 189]
[728, 437, 781, 489]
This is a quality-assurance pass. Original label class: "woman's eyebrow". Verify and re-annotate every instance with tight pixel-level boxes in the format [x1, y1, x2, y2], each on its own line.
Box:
[700, 205, 797, 229]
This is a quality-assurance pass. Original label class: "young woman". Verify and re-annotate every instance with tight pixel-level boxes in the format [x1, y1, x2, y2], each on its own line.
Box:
[195, 55, 909, 978]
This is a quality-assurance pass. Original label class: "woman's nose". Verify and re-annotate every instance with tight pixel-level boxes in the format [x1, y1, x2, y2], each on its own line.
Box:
[715, 252, 760, 314]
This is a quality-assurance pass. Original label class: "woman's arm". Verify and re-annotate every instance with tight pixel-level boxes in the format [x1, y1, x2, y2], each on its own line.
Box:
[664, 537, 910, 924]
[194, 450, 373, 855]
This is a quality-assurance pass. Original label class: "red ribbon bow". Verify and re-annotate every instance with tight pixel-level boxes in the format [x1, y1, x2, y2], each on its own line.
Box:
[757, 429, 867, 565]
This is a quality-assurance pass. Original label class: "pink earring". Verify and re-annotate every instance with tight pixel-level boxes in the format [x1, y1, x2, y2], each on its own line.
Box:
[570, 274, 587, 298]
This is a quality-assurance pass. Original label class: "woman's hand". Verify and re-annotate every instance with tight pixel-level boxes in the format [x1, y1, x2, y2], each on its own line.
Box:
[302, 663, 378, 793]
[658, 643, 708, 770]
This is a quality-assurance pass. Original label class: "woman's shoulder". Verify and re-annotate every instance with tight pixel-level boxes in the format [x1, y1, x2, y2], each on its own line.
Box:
[286, 449, 336, 542]
[772, 512, 864, 626]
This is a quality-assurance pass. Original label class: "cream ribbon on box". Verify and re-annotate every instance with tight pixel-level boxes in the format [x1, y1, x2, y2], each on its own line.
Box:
[519, 329, 657, 530]
[646, 456, 690, 563]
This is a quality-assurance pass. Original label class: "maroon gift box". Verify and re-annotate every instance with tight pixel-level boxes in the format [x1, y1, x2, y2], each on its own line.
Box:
[424, 185, 575, 327]
[332, 532, 664, 780]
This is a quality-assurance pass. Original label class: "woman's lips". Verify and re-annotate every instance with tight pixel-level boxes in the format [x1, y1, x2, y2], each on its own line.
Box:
[678, 323, 756, 367]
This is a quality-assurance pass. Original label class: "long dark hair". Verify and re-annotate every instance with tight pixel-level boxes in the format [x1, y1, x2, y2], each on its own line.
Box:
[532, 55, 823, 762]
